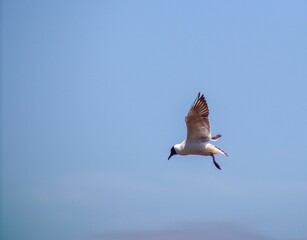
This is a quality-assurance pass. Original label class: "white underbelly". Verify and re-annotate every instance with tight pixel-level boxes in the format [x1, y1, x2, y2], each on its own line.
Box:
[180, 142, 211, 156]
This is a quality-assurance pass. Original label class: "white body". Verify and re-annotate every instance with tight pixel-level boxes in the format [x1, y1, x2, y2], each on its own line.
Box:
[174, 140, 227, 156]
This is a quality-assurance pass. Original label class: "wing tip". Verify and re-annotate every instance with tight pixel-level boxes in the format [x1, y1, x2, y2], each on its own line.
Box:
[195, 92, 207, 106]
[188, 92, 209, 118]
[195, 92, 205, 101]
[197, 92, 205, 100]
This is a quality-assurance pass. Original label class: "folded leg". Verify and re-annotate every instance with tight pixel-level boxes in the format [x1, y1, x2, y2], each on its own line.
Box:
[211, 154, 221, 170]
[211, 134, 222, 141]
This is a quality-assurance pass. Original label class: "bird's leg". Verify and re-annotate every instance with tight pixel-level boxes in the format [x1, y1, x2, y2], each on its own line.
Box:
[211, 154, 221, 170]
[211, 134, 222, 140]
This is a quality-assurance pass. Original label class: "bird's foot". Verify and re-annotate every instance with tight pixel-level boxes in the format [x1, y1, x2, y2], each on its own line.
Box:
[211, 134, 222, 141]
[211, 154, 221, 170]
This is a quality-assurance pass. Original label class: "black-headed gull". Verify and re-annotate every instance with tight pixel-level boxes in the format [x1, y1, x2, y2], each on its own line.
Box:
[168, 92, 228, 170]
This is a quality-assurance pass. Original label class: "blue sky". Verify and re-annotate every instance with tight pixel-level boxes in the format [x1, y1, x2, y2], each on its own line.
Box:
[1, 0, 307, 240]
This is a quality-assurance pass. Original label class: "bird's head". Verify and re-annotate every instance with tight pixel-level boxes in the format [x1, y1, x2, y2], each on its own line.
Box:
[168, 146, 177, 160]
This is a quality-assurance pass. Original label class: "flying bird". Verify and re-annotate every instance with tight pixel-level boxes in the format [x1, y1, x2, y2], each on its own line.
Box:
[168, 92, 228, 170]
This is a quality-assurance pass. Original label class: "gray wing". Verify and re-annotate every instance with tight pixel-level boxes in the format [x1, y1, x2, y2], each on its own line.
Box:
[185, 93, 211, 142]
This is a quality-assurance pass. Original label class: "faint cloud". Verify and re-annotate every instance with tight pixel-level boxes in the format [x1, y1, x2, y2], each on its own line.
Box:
[94, 222, 273, 240]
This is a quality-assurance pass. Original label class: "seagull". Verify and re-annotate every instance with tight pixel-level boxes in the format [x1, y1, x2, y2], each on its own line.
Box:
[168, 92, 228, 170]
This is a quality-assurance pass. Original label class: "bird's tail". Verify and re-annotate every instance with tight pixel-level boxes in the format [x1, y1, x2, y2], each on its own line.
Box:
[214, 146, 228, 156]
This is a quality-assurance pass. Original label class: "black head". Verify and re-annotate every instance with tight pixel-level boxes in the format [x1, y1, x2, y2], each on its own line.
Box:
[168, 146, 177, 160]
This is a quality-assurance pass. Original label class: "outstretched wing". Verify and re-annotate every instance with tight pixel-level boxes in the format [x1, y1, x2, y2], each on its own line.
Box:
[185, 93, 211, 142]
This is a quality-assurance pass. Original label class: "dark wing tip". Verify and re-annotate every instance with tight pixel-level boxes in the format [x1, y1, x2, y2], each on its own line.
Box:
[196, 92, 204, 100]
[194, 92, 201, 103]
[191, 92, 209, 116]
[194, 92, 206, 103]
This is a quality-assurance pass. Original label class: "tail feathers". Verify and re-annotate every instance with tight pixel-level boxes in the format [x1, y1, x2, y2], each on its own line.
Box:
[215, 146, 228, 157]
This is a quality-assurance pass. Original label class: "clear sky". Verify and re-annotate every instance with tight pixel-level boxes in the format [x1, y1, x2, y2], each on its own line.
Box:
[1, 1, 307, 240]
